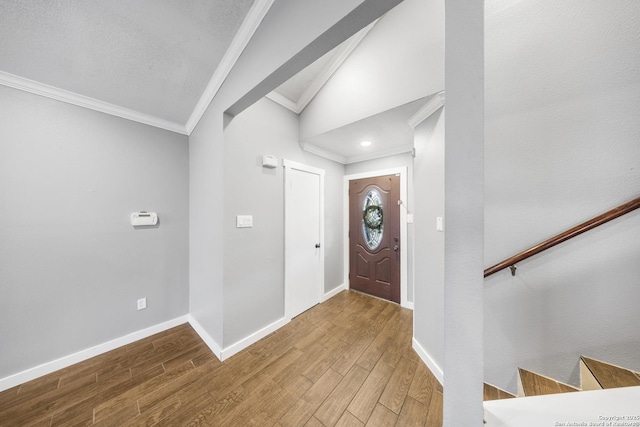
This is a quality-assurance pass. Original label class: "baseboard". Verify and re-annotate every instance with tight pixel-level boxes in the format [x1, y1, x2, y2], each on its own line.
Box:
[412, 337, 444, 385]
[219, 317, 290, 361]
[324, 283, 347, 301]
[186, 315, 223, 360]
[0, 315, 190, 392]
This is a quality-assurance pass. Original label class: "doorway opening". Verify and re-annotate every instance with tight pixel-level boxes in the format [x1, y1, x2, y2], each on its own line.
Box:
[344, 167, 409, 307]
[349, 174, 400, 303]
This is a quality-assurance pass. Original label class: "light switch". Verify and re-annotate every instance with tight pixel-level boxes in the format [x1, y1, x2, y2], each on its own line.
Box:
[236, 215, 253, 228]
[436, 217, 443, 232]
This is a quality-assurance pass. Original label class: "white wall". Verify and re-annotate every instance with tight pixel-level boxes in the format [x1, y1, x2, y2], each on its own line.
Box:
[222, 98, 344, 347]
[412, 108, 445, 379]
[189, 0, 394, 353]
[188, 104, 225, 347]
[299, 0, 444, 141]
[0, 86, 189, 379]
[484, 0, 640, 393]
[443, 0, 484, 423]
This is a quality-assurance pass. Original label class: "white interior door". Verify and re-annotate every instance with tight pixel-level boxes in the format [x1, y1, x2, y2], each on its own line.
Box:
[284, 160, 324, 319]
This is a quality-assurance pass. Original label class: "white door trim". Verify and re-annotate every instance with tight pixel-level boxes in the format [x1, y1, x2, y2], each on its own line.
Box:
[283, 159, 325, 320]
[344, 167, 410, 309]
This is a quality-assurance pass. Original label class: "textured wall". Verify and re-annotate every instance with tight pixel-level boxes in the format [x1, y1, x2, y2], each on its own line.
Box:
[485, 0, 640, 393]
[222, 97, 344, 347]
[412, 108, 445, 378]
[443, 0, 485, 422]
[190, 0, 397, 354]
[0, 86, 189, 379]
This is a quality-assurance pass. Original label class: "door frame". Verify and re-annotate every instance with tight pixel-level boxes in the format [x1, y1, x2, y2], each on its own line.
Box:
[283, 159, 325, 320]
[344, 167, 410, 309]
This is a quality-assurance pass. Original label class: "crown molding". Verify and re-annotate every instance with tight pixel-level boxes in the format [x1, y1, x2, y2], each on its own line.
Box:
[266, 92, 298, 113]
[0, 71, 188, 135]
[185, 0, 275, 134]
[408, 91, 445, 129]
[0, 0, 274, 136]
[301, 142, 414, 165]
[300, 142, 347, 164]
[295, 19, 378, 114]
[346, 143, 414, 164]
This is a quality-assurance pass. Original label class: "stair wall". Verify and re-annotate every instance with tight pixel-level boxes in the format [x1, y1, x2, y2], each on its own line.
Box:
[484, 0, 640, 394]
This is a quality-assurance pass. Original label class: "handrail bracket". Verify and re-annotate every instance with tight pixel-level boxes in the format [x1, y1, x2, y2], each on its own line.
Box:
[509, 265, 517, 276]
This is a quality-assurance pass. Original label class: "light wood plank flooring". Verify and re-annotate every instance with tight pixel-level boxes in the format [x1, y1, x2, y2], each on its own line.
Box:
[0, 291, 443, 426]
[518, 368, 579, 397]
[581, 356, 640, 389]
[483, 383, 515, 401]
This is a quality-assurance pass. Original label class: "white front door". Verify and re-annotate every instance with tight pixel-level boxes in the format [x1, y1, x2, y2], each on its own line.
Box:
[284, 160, 324, 319]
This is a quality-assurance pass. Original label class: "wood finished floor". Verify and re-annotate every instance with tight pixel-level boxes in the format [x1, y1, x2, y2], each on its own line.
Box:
[0, 291, 443, 426]
[581, 356, 640, 389]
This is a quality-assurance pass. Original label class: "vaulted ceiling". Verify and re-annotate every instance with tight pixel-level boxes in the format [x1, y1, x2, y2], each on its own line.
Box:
[0, 0, 438, 162]
[1, 0, 372, 137]
[0, 0, 262, 134]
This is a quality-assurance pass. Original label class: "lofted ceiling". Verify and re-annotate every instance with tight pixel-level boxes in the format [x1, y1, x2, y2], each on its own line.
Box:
[266, 19, 421, 165]
[0, 0, 264, 134]
[267, 0, 441, 164]
[266, 22, 376, 116]
[0, 0, 436, 163]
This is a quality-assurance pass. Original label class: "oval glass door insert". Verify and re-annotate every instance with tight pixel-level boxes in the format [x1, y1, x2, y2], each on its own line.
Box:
[362, 190, 384, 250]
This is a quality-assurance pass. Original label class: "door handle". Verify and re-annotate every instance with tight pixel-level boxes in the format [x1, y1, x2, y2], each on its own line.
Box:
[315, 243, 321, 248]
[393, 245, 399, 252]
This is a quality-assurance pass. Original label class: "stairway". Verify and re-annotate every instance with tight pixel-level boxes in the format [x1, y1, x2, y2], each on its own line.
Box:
[483, 356, 640, 427]
[484, 355, 640, 400]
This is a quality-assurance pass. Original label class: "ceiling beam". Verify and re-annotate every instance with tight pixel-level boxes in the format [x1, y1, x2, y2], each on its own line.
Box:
[185, 0, 275, 134]
[225, 0, 403, 118]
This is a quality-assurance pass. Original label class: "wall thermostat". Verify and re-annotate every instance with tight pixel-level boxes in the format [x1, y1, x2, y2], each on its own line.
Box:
[131, 212, 158, 226]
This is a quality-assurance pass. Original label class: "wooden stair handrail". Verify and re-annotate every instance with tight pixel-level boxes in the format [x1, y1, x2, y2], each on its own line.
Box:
[484, 196, 640, 278]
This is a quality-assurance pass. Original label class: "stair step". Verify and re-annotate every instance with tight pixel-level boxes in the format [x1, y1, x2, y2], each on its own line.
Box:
[518, 368, 580, 397]
[484, 384, 640, 427]
[581, 356, 640, 389]
[484, 383, 516, 401]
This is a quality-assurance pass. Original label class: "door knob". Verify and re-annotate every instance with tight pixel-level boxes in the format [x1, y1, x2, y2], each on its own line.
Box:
[315, 243, 321, 248]
[393, 245, 399, 252]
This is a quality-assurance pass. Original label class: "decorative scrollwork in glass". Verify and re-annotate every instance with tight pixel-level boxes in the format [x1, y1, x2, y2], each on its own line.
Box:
[362, 190, 384, 250]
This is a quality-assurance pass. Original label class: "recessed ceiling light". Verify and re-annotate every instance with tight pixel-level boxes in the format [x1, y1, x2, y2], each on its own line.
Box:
[360, 140, 372, 147]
